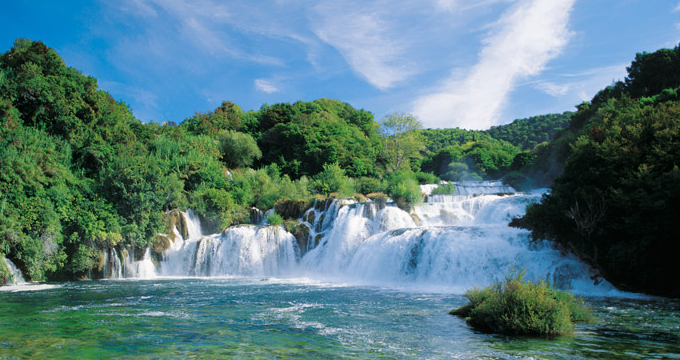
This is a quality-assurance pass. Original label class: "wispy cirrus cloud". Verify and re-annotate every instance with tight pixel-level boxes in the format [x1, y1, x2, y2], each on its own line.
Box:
[254, 79, 279, 94]
[309, 2, 417, 90]
[533, 64, 627, 102]
[112, 0, 283, 66]
[413, 0, 576, 129]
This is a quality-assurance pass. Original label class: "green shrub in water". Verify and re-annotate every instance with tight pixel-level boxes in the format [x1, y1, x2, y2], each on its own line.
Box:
[450, 272, 594, 336]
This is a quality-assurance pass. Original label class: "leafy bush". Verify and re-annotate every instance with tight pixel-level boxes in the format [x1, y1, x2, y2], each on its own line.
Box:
[266, 212, 284, 226]
[386, 171, 423, 210]
[356, 176, 385, 195]
[430, 183, 456, 195]
[218, 130, 262, 168]
[450, 272, 594, 336]
[310, 163, 355, 197]
[415, 171, 439, 185]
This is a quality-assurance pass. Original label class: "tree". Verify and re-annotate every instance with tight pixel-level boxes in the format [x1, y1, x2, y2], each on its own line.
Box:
[380, 113, 425, 172]
[218, 130, 262, 168]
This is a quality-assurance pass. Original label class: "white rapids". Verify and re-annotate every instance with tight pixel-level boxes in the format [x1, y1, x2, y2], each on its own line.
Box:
[109, 181, 622, 296]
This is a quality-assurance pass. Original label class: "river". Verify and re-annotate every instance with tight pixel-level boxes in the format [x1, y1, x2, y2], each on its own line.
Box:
[1, 182, 678, 359]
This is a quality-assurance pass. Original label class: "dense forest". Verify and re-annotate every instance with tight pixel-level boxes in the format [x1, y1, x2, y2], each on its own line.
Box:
[512, 44, 680, 297]
[1, 38, 678, 297]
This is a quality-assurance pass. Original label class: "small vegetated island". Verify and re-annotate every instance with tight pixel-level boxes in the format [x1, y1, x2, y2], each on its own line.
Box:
[1, 38, 679, 338]
[450, 272, 594, 336]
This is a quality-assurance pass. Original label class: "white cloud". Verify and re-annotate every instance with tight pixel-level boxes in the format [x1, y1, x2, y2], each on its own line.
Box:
[116, 0, 283, 65]
[534, 64, 627, 101]
[535, 81, 570, 96]
[675, 2, 680, 12]
[254, 79, 279, 93]
[310, 2, 417, 90]
[434, 0, 458, 12]
[413, 0, 576, 129]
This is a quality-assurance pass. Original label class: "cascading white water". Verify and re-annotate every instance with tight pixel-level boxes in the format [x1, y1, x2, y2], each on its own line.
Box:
[296, 186, 617, 295]
[160, 225, 297, 277]
[124, 248, 157, 279]
[452, 180, 516, 195]
[130, 181, 620, 295]
[3, 258, 26, 285]
[102, 247, 123, 279]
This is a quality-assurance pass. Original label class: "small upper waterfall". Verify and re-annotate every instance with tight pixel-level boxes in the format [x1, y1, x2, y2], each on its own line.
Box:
[102, 247, 123, 279]
[3, 258, 26, 285]
[118, 181, 620, 295]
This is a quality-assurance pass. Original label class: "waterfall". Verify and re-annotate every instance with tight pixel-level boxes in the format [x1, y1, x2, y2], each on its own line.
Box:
[3, 258, 26, 285]
[452, 180, 516, 195]
[102, 247, 123, 279]
[124, 248, 157, 279]
[125, 182, 620, 295]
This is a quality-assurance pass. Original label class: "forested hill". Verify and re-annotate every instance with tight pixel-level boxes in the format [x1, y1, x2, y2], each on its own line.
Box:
[512, 43, 680, 297]
[484, 112, 572, 150]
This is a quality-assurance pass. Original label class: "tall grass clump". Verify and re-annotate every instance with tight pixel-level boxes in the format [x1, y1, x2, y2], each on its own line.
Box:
[450, 272, 594, 336]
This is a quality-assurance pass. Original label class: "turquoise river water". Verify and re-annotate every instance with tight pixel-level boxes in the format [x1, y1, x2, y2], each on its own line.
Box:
[0, 278, 678, 359]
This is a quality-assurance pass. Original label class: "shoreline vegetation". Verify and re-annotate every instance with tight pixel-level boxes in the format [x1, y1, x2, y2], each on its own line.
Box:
[0, 38, 679, 298]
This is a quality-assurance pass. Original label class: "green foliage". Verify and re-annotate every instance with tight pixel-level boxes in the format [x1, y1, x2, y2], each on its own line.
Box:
[414, 171, 439, 185]
[182, 101, 246, 136]
[249, 99, 381, 178]
[450, 272, 594, 336]
[421, 138, 519, 180]
[484, 112, 572, 150]
[380, 113, 425, 172]
[386, 171, 423, 210]
[218, 130, 262, 168]
[190, 186, 247, 231]
[310, 163, 355, 197]
[266, 212, 284, 226]
[356, 177, 386, 195]
[430, 183, 456, 195]
[513, 43, 680, 297]
[625, 44, 680, 98]
[229, 166, 310, 211]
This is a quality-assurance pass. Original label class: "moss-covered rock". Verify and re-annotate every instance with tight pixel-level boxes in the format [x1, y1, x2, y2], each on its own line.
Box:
[291, 223, 311, 254]
[366, 192, 388, 203]
[274, 198, 314, 220]
[152, 234, 173, 254]
[167, 210, 189, 241]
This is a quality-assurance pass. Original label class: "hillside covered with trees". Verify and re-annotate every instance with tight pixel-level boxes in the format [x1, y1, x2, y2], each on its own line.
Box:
[511, 44, 680, 297]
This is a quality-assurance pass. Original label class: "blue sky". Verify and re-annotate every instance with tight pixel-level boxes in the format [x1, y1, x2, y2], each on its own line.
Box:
[1, 0, 679, 129]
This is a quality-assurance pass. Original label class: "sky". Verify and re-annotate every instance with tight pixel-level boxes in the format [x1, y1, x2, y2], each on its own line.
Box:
[1, 0, 679, 130]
